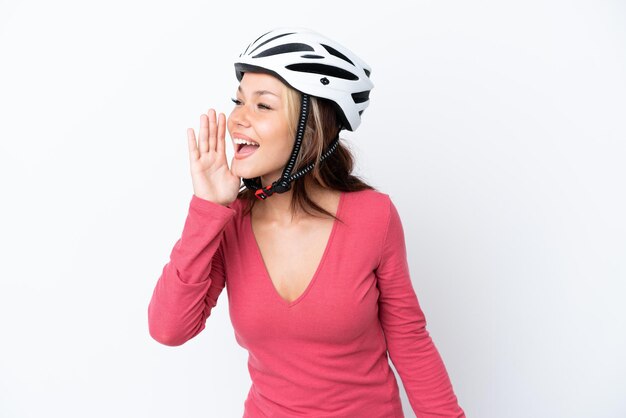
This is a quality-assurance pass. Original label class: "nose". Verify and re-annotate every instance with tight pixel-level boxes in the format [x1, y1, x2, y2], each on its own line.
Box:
[229, 104, 251, 128]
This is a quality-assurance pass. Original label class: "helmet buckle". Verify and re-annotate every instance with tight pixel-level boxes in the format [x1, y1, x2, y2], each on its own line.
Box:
[254, 185, 273, 200]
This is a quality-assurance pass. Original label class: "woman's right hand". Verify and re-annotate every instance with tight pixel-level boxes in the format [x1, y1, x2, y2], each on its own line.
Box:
[187, 108, 241, 206]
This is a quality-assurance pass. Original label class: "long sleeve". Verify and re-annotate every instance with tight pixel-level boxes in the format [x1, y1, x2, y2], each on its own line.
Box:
[375, 199, 465, 417]
[148, 194, 236, 346]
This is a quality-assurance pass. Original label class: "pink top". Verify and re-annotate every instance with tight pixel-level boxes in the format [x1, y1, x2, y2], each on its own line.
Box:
[148, 189, 465, 417]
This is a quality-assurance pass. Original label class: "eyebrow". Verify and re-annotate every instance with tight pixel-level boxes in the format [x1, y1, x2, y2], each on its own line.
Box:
[237, 86, 279, 97]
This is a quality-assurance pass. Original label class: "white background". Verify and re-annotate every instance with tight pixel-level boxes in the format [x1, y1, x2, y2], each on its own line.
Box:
[1, 0, 625, 417]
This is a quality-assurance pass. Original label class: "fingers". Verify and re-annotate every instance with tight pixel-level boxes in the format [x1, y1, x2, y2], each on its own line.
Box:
[187, 128, 199, 162]
[208, 109, 217, 152]
[198, 113, 209, 154]
[216, 112, 226, 159]
[193, 109, 223, 160]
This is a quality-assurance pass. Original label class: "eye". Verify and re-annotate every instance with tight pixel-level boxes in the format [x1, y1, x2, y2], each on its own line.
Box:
[258, 103, 272, 110]
[231, 98, 242, 105]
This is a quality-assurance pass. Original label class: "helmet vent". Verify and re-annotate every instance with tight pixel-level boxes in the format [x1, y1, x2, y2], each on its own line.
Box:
[321, 44, 354, 66]
[351, 90, 370, 104]
[243, 30, 271, 55]
[249, 32, 295, 55]
[251, 31, 271, 47]
[253, 43, 314, 58]
[301, 54, 325, 59]
[286, 63, 359, 81]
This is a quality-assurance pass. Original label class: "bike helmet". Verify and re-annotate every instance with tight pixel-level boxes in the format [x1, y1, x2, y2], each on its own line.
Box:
[234, 27, 374, 199]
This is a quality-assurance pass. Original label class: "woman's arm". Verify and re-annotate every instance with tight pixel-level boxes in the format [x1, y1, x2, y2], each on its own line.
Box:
[148, 194, 236, 346]
[375, 198, 465, 417]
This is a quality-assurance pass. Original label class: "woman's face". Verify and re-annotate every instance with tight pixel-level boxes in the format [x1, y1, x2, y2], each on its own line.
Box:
[227, 72, 294, 183]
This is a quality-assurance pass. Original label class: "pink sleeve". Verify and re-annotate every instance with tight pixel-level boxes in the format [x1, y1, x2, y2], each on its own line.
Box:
[148, 194, 237, 346]
[375, 198, 465, 417]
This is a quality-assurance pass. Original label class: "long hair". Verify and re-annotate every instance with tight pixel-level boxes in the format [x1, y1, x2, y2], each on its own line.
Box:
[236, 82, 376, 223]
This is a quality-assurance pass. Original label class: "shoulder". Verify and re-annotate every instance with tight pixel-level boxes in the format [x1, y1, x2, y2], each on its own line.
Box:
[335, 189, 400, 263]
[344, 188, 390, 203]
[343, 188, 393, 214]
[341, 188, 396, 229]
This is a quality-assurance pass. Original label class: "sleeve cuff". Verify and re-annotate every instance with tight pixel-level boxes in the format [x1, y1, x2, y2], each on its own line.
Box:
[190, 194, 238, 218]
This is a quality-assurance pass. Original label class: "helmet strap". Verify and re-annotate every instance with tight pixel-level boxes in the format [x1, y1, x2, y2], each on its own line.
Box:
[243, 93, 309, 200]
[241, 93, 341, 200]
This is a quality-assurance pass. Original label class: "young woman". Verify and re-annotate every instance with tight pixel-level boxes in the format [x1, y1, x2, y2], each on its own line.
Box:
[148, 27, 465, 418]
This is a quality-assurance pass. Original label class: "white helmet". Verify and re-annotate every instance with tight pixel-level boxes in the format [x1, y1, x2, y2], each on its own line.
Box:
[234, 27, 374, 131]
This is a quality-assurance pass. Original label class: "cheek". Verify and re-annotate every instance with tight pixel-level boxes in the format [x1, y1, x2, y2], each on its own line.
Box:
[263, 125, 292, 154]
[277, 122, 294, 150]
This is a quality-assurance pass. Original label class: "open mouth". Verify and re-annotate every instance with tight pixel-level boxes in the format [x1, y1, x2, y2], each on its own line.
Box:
[236, 142, 260, 155]
[235, 139, 260, 151]
[237, 143, 259, 150]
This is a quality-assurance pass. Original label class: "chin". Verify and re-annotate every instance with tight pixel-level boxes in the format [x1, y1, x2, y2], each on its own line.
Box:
[233, 159, 288, 185]
[232, 163, 261, 180]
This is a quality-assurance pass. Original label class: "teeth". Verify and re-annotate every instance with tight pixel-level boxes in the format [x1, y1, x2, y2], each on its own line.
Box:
[233, 138, 259, 146]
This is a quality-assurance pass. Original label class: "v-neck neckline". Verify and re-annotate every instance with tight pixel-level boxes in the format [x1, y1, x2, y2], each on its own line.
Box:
[247, 191, 346, 308]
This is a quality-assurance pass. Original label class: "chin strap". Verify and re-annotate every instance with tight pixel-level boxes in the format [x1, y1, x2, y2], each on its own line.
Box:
[242, 93, 340, 200]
